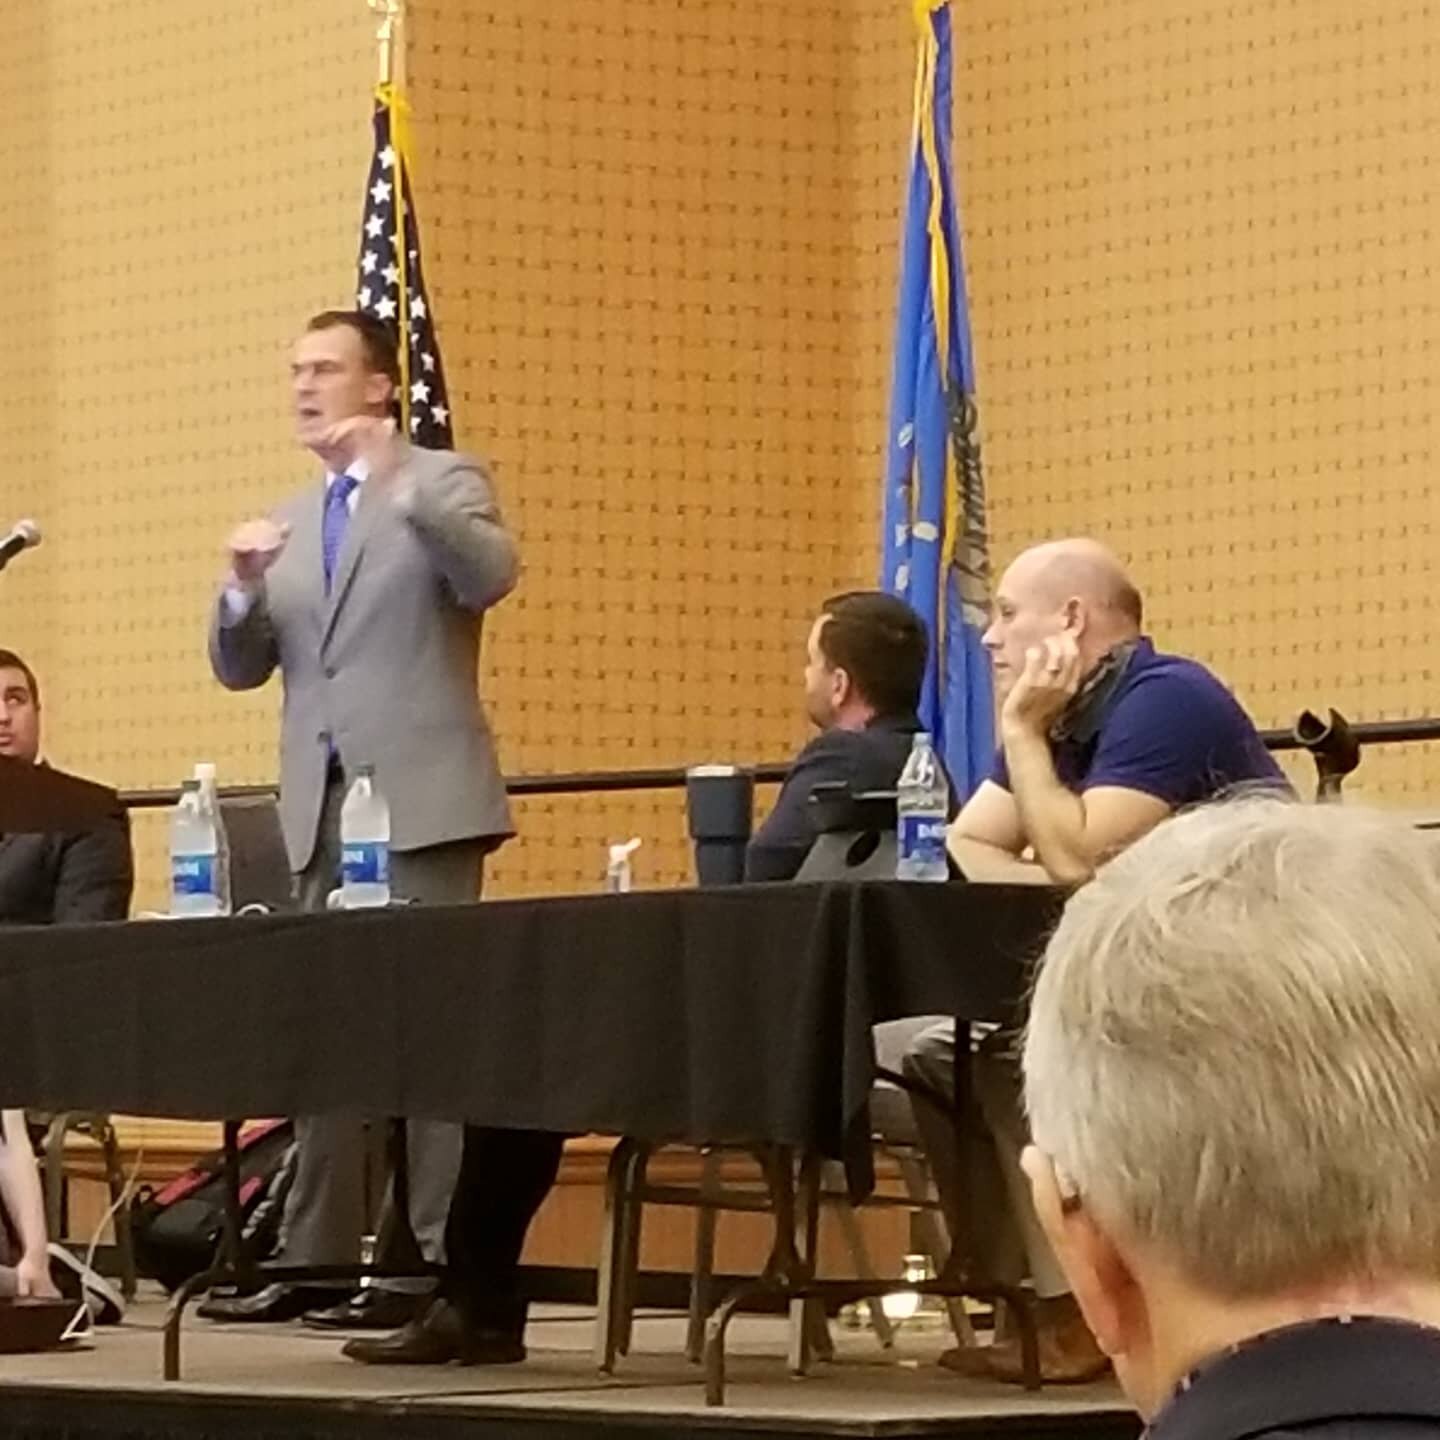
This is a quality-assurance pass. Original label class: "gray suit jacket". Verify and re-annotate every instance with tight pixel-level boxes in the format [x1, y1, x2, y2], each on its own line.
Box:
[209, 444, 518, 873]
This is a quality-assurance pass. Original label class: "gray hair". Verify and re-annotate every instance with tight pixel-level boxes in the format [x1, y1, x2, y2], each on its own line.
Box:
[1023, 797, 1440, 1298]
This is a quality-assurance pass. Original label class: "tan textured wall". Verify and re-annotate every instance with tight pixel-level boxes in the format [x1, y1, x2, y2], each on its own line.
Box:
[3, 0, 881, 905]
[942, 0, 1440, 801]
[406, 0, 874, 893]
[6, 0, 1440, 912]
[847, 1, 912, 570]
[1, 5, 57, 670]
[1, 0, 378, 906]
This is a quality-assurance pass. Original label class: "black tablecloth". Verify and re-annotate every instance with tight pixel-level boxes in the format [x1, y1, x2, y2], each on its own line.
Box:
[0, 881, 1063, 1166]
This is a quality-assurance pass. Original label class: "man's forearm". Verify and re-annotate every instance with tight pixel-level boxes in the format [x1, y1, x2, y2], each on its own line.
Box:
[0, 1111, 49, 1262]
[947, 835, 1055, 885]
[1003, 725, 1094, 885]
[209, 584, 278, 691]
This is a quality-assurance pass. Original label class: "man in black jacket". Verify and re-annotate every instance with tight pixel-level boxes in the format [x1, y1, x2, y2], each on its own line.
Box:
[0, 649, 133, 926]
[744, 591, 928, 882]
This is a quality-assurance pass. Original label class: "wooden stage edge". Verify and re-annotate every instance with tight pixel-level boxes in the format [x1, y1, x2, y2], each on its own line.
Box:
[0, 1297, 1140, 1440]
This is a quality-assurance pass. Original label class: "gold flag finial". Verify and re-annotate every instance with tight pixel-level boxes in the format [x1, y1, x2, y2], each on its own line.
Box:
[368, 0, 403, 86]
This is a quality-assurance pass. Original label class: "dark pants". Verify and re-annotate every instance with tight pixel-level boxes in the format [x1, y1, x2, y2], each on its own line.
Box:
[440, 1127, 566, 1336]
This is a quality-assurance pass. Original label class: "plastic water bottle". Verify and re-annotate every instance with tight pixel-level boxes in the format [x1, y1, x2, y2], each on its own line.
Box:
[192, 762, 232, 915]
[340, 764, 391, 909]
[895, 732, 950, 882]
[170, 780, 223, 917]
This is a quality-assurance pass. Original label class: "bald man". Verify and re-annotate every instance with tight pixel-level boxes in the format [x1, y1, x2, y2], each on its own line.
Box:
[892, 539, 1285, 1382]
[950, 537, 1282, 886]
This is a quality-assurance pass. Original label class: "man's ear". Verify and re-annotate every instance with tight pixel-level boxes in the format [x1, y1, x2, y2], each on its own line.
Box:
[367, 373, 397, 411]
[831, 664, 854, 709]
[1062, 597, 1085, 636]
[1022, 1145, 1142, 1360]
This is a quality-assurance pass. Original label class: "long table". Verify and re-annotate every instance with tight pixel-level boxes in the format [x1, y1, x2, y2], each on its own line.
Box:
[0, 879, 1065, 1392]
[0, 880, 1061, 1153]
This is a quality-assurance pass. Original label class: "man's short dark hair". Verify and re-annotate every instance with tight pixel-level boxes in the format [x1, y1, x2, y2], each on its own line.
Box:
[817, 592, 927, 717]
[0, 649, 39, 706]
[305, 310, 401, 390]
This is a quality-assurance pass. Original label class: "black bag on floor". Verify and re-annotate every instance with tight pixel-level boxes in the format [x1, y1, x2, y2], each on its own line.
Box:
[131, 1120, 296, 1292]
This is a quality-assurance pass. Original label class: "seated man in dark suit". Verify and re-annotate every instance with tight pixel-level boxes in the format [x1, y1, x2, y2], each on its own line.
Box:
[0, 649, 133, 926]
[745, 591, 929, 882]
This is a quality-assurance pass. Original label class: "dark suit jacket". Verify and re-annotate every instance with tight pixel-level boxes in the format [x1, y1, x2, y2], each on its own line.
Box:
[744, 714, 921, 883]
[1147, 1316, 1440, 1440]
[0, 803, 134, 926]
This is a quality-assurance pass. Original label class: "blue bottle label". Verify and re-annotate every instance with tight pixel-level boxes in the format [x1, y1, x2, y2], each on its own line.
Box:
[898, 815, 947, 866]
[342, 841, 390, 887]
[172, 854, 216, 897]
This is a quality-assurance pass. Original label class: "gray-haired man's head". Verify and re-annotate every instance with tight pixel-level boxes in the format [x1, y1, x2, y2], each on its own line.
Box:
[1022, 798, 1440, 1414]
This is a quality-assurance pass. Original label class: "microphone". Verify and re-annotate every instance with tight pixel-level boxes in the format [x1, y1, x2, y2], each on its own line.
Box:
[0, 519, 42, 573]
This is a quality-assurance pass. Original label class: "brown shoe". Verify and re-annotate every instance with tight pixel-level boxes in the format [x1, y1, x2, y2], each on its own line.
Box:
[938, 1343, 994, 1377]
[936, 1299, 1020, 1376]
[941, 1296, 1110, 1386]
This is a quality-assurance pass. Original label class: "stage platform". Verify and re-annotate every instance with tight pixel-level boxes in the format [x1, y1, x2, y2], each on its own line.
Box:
[0, 1293, 1138, 1440]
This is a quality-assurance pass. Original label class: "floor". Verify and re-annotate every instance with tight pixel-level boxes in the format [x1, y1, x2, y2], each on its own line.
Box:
[0, 1290, 1133, 1434]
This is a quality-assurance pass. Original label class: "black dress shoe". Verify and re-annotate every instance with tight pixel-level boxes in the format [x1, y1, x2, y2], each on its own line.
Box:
[341, 1299, 525, 1366]
[198, 1283, 341, 1324]
[303, 1288, 427, 1331]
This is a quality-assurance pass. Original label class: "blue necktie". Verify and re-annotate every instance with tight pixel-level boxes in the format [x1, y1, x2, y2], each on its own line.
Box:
[322, 474, 360, 595]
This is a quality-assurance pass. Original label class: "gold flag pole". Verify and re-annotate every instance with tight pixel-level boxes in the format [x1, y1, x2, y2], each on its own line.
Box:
[369, 0, 402, 86]
[367, 0, 410, 427]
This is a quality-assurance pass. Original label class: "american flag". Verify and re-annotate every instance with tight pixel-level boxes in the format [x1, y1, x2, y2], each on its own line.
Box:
[354, 90, 454, 450]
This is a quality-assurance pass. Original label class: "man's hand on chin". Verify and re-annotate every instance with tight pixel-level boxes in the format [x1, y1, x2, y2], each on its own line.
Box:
[978, 636, 1096, 888]
[1001, 634, 1083, 743]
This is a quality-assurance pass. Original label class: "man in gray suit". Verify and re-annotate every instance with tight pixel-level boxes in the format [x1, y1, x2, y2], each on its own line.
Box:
[201, 310, 527, 1329]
